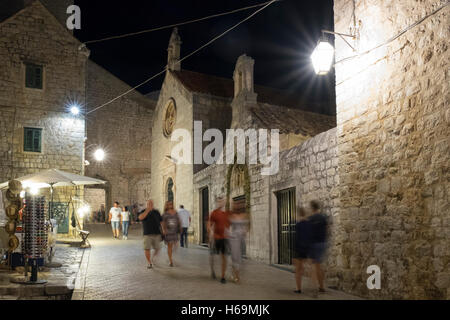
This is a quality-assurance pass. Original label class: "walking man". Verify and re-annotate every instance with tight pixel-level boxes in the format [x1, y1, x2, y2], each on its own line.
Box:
[108, 201, 122, 239]
[208, 196, 231, 284]
[308, 200, 329, 295]
[139, 200, 163, 269]
[178, 205, 191, 248]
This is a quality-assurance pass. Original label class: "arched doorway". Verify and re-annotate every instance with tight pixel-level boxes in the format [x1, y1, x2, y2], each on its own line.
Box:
[226, 163, 250, 213]
[166, 177, 174, 203]
[226, 163, 250, 257]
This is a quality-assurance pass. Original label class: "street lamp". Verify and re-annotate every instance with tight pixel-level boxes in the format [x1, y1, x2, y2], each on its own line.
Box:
[85, 144, 106, 163]
[311, 37, 335, 75]
[94, 149, 105, 161]
[70, 105, 80, 115]
[311, 29, 357, 75]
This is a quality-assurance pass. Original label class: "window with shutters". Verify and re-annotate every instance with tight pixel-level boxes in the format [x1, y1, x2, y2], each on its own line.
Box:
[23, 127, 42, 153]
[25, 63, 43, 89]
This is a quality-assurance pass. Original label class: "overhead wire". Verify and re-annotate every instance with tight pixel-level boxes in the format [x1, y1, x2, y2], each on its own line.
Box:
[86, 0, 279, 115]
[335, 1, 449, 65]
[83, 0, 282, 45]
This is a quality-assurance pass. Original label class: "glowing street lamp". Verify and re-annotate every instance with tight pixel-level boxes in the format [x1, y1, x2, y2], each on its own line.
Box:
[70, 105, 80, 115]
[311, 30, 357, 75]
[94, 148, 105, 161]
[77, 205, 91, 219]
[311, 38, 335, 75]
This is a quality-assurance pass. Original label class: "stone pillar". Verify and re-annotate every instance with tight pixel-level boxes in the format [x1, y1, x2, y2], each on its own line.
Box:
[167, 27, 182, 71]
[231, 54, 258, 128]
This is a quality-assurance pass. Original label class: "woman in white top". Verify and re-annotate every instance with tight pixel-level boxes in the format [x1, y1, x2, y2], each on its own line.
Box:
[121, 206, 131, 240]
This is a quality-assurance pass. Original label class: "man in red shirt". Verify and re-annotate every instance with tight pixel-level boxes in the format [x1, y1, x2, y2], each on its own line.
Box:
[208, 196, 231, 284]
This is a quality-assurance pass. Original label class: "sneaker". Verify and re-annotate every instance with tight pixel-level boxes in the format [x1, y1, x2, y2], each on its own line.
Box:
[220, 278, 226, 284]
[211, 271, 216, 279]
[319, 288, 326, 293]
[294, 290, 302, 294]
[169, 263, 174, 267]
[147, 264, 153, 269]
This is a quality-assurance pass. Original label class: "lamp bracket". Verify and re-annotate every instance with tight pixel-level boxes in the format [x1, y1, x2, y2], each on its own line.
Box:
[321, 29, 357, 52]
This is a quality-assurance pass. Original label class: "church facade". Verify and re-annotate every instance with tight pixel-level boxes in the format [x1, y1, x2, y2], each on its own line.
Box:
[151, 28, 336, 264]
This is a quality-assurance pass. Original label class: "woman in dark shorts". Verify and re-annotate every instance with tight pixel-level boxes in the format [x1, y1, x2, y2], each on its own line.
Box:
[162, 201, 182, 267]
[293, 207, 311, 293]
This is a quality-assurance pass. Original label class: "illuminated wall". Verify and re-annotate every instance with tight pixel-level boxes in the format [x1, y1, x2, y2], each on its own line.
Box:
[333, 0, 449, 299]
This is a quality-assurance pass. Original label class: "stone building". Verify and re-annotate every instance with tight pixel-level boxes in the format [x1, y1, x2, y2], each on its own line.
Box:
[84, 60, 155, 215]
[151, 28, 335, 256]
[0, 0, 447, 300]
[152, 0, 449, 299]
[0, 1, 155, 235]
[0, 0, 89, 236]
[331, 0, 449, 299]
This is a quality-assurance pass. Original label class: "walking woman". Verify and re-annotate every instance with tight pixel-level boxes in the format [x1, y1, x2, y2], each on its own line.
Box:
[161, 201, 182, 267]
[228, 202, 249, 283]
[121, 206, 131, 240]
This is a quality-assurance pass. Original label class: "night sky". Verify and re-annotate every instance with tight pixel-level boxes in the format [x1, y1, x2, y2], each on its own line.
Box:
[74, 0, 336, 114]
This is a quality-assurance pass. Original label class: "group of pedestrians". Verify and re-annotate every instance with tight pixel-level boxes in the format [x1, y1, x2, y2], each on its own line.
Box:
[137, 199, 191, 268]
[108, 201, 132, 240]
[208, 196, 249, 284]
[108, 196, 328, 294]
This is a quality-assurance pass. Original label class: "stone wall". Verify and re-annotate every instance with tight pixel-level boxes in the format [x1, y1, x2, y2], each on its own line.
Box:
[85, 61, 155, 211]
[192, 128, 339, 264]
[334, 0, 449, 299]
[268, 128, 339, 266]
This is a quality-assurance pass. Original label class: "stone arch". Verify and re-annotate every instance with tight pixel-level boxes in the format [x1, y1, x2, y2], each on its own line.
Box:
[165, 176, 175, 204]
[225, 162, 250, 214]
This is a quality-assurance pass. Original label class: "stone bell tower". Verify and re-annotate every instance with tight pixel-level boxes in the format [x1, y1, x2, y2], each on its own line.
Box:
[167, 27, 182, 71]
[231, 54, 258, 128]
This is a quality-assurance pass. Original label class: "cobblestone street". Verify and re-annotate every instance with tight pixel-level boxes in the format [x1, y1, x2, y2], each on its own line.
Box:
[77, 224, 361, 300]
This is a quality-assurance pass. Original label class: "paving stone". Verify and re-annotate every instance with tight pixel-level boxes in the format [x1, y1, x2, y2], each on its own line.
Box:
[80, 225, 362, 300]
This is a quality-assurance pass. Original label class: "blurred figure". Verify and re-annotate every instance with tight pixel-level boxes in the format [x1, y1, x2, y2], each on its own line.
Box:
[121, 206, 131, 240]
[178, 205, 191, 248]
[108, 201, 122, 239]
[139, 200, 163, 269]
[228, 202, 249, 284]
[308, 200, 329, 294]
[293, 207, 311, 294]
[162, 201, 182, 267]
[100, 204, 105, 223]
[208, 196, 231, 284]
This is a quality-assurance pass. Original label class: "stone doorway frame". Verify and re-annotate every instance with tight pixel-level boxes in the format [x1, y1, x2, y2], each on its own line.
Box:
[84, 175, 111, 220]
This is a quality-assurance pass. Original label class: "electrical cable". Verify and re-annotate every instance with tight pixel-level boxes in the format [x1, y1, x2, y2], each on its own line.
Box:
[335, 1, 449, 65]
[86, 0, 279, 115]
[83, 0, 281, 45]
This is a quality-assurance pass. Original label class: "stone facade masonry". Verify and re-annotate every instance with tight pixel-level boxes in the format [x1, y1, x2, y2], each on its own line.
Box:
[334, 0, 449, 299]
[85, 61, 155, 211]
[193, 128, 339, 264]
[0, 1, 87, 182]
[151, 71, 194, 213]
[0, 1, 88, 235]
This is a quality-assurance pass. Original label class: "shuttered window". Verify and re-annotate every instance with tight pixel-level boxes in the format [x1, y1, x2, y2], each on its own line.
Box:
[23, 127, 42, 153]
[25, 64, 43, 89]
